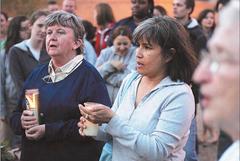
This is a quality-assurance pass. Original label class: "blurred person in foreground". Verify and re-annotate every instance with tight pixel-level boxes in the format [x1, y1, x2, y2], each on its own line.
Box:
[214, 0, 230, 25]
[193, 0, 239, 160]
[213, 0, 233, 159]
[0, 16, 30, 148]
[79, 16, 197, 161]
[10, 11, 111, 161]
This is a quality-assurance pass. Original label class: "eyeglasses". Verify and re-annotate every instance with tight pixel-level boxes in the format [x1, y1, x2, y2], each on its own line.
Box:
[200, 49, 239, 74]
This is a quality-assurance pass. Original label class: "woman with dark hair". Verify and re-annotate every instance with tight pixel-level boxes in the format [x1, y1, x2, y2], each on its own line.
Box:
[0, 16, 30, 148]
[94, 3, 115, 56]
[78, 16, 197, 161]
[95, 26, 136, 103]
[8, 10, 50, 98]
[5, 16, 30, 54]
[197, 9, 215, 39]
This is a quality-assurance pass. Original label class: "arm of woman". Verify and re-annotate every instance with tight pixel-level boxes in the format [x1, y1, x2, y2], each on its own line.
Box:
[0, 52, 6, 120]
[80, 73, 137, 141]
[9, 47, 25, 96]
[10, 92, 26, 135]
[104, 90, 195, 161]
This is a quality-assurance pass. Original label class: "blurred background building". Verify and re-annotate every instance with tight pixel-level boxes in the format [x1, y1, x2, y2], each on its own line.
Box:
[1, 0, 215, 25]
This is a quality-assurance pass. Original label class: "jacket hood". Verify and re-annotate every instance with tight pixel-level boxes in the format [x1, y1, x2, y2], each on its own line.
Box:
[14, 39, 29, 52]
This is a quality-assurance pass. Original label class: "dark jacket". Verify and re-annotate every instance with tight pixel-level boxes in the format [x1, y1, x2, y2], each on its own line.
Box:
[185, 19, 207, 58]
[8, 40, 50, 97]
[10, 60, 111, 161]
[185, 19, 207, 105]
[0, 50, 18, 119]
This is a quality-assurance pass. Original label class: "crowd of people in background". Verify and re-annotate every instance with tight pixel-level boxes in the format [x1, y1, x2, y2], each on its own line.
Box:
[0, 0, 239, 161]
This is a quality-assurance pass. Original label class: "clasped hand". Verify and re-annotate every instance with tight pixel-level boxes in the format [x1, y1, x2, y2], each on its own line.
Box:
[78, 102, 114, 136]
[21, 110, 45, 140]
[111, 60, 125, 71]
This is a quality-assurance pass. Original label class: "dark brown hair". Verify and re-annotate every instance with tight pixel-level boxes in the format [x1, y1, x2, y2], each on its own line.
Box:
[133, 16, 198, 84]
[5, 16, 28, 53]
[197, 9, 215, 30]
[95, 3, 115, 26]
[112, 26, 132, 41]
[0, 11, 8, 21]
[154, 5, 167, 16]
[48, 0, 57, 5]
[30, 10, 50, 25]
[185, 0, 195, 15]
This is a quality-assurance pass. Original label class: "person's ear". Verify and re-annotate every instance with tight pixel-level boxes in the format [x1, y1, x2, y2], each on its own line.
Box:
[186, 7, 192, 16]
[29, 24, 33, 31]
[165, 48, 176, 63]
[73, 39, 83, 50]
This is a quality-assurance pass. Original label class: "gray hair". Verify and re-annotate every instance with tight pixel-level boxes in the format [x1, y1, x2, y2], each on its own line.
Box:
[218, 0, 239, 56]
[44, 11, 85, 54]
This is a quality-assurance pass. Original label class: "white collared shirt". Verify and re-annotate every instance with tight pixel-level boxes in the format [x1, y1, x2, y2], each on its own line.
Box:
[26, 40, 40, 61]
[47, 55, 83, 83]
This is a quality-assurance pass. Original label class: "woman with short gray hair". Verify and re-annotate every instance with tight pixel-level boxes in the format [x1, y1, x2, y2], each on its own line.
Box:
[44, 11, 85, 54]
[10, 11, 111, 161]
